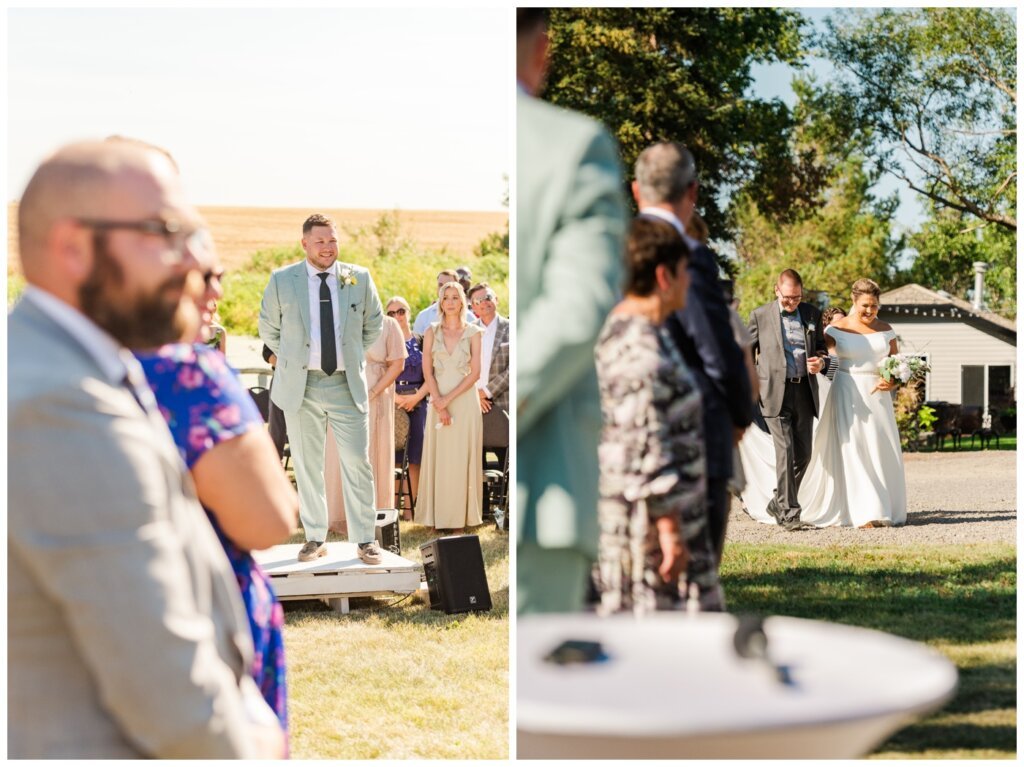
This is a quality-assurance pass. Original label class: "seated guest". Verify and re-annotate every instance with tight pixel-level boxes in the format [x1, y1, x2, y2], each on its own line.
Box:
[456, 265, 473, 296]
[413, 269, 476, 333]
[469, 282, 510, 470]
[325, 311, 407, 531]
[205, 297, 227, 353]
[416, 282, 484, 532]
[135, 240, 298, 738]
[389, 296, 428, 518]
[593, 217, 723, 614]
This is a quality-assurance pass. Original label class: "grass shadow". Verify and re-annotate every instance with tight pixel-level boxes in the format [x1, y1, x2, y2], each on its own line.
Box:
[722, 543, 1017, 759]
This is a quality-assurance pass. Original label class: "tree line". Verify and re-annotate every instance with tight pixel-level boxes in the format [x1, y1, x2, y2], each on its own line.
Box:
[543, 8, 1016, 319]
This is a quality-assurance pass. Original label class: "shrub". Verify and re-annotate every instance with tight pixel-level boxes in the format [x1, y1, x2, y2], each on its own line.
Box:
[894, 385, 936, 452]
[218, 224, 510, 337]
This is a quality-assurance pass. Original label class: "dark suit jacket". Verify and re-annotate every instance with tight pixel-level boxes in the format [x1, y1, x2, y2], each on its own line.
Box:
[664, 240, 753, 480]
[748, 300, 827, 417]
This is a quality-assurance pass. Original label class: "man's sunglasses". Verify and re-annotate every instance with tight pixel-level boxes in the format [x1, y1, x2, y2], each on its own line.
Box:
[76, 217, 209, 260]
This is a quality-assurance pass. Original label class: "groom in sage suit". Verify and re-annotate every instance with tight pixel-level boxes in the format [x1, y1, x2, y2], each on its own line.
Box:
[517, 8, 628, 613]
[259, 213, 384, 563]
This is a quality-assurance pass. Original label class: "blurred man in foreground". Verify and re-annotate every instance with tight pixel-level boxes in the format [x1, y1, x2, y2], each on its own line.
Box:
[517, 8, 628, 613]
[8, 139, 284, 758]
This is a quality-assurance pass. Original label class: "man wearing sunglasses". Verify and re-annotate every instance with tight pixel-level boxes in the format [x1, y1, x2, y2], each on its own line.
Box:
[469, 283, 510, 468]
[9, 139, 284, 757]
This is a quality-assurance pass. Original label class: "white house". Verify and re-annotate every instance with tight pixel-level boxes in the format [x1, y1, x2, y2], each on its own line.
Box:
[877, 283, 1016, 414]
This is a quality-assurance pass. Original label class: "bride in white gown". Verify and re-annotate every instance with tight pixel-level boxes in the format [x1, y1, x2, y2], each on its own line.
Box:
[739, 279, 907, 527]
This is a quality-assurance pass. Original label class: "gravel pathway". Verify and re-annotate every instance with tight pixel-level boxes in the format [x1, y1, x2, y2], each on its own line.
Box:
[726, 451, 1017, 546]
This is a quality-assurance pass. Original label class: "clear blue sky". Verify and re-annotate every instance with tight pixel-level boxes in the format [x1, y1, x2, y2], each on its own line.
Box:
[7, 8, 510, 211]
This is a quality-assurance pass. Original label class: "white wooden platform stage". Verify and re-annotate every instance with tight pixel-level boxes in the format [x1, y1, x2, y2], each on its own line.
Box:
[253, 542, 423, 614]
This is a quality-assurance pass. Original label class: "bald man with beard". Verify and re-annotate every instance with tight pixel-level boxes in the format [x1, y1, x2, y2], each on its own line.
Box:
[8, 140, 284, 758]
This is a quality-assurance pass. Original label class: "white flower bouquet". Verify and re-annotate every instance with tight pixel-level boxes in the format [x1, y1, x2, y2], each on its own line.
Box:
[878, 353, 929, 385]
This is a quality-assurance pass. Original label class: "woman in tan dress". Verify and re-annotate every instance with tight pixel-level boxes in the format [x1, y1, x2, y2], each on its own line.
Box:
[415, 282, 484, 532]
[326, 314, 407, 534]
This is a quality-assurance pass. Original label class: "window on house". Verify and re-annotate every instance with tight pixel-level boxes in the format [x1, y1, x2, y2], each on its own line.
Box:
[961, 366, 985, 409]
[989, 366, 1013, 412]
[961, 364, 1015, 412]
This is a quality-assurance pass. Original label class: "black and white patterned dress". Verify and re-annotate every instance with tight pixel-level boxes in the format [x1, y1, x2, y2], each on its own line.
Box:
[594, 313, 724, 613]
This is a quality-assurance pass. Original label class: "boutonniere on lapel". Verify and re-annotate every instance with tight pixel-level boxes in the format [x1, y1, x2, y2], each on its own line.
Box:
[339, 266, 358, 288]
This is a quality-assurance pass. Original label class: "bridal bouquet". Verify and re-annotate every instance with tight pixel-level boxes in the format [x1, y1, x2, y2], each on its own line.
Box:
[878, 353, 929, 385]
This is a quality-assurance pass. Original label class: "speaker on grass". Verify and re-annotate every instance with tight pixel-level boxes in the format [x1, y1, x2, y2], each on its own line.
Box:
[374, 508, 401, 555]
[419, 535, 492, 614]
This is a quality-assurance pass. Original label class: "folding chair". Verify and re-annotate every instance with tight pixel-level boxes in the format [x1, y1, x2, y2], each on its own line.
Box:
[394, 407, 415, 518]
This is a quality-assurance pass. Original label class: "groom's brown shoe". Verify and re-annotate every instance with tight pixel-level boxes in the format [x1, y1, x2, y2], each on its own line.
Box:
[298, 540, 327, 562]
[766, 498, 783, 524]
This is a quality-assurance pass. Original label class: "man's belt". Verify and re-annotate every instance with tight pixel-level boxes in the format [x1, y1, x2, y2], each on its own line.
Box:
[786, 376, 804, 384]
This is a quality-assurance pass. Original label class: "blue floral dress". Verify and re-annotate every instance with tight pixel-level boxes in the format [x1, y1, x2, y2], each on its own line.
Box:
[136, 344, 288, 738]
[395, 333, 427, 464]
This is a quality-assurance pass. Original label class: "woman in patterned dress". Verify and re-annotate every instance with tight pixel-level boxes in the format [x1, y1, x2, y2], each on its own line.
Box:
[593, 217, 724, 614]
[387, 296, 429, 518]
[134, 239, 297, 743]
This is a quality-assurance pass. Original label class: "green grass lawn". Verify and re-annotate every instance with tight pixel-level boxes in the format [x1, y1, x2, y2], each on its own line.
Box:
[721, 543, 1017, 759]
[280, 521, 509, 759]
[922, 434, 1017, 452]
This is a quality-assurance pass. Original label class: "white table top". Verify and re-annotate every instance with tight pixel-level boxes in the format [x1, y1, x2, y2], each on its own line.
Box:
[518, 612, 957, 738]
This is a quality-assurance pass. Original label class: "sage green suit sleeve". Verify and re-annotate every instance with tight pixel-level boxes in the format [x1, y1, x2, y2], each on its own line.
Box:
[516, 118, 627, 436]
[258, 269, 282, 357]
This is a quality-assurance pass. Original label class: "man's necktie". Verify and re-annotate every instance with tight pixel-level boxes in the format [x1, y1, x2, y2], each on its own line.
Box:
[318, 272, 338, 375]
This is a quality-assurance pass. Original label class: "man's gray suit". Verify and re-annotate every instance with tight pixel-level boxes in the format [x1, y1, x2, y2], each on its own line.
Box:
[8, 297, 261, 758]
[482, 314, 510, 450]
[748, 300, 826, 521]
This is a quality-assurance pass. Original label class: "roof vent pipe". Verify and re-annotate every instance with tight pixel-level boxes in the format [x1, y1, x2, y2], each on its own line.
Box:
[972, 261, 988, 311]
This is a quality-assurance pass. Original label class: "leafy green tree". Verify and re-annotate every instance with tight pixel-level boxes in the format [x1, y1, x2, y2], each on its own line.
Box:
[732, 155, 902, 319]
[544, 7, 806, 237]
[819, 8, 1016, 230]
[904, 209, 1016, 319]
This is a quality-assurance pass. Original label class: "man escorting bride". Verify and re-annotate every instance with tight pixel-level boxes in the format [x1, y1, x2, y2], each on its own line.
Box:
[742, 272, 907, 529]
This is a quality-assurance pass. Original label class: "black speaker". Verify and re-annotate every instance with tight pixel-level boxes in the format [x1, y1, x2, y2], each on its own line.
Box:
[374, 508, 401, 556]
[419, 535, 492, 614]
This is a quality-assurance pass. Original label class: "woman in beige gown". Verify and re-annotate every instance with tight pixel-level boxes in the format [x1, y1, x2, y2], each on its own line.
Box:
[415, 282, 484, 532]
[326, 314, 407, 534]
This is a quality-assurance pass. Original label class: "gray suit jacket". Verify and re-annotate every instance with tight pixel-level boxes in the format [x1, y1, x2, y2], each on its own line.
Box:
[516, 90, 627, 555]
[259, 260, 383, 413]
[748, 300, 826, 417]
[8, 298, 262, 758]
[484, 314, 510, 413]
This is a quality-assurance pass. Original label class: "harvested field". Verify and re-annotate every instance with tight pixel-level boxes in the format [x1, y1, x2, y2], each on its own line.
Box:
[7, 203, 507, 272]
